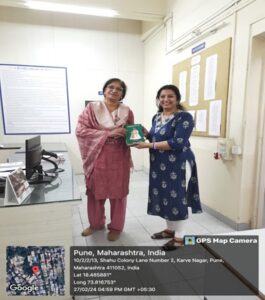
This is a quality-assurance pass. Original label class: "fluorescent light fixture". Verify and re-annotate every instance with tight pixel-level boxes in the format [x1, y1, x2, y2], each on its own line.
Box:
[24, 1, 119, 18]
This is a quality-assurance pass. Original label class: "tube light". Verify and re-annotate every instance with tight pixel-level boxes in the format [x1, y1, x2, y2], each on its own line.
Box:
[25, 1, 119, 18]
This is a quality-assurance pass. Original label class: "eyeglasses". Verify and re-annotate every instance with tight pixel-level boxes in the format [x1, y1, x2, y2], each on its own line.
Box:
[107, 85, 123, 92]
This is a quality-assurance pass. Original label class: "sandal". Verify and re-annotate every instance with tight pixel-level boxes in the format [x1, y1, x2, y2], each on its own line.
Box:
[81, 226, 104, 237]
[162, 238, 184, 251]
[107, 230, 120, 241]
[151, 229, 175, 239]
[81, 227, 95, 237]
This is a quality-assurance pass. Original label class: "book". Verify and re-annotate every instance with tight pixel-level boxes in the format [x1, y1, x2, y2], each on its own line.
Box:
[125, 124, 145, 145]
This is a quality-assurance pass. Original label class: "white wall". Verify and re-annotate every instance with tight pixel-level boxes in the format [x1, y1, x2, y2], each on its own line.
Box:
[143, 0, 265, 228]
[0, 6, 144, 173]
[2, 1, 265, 228]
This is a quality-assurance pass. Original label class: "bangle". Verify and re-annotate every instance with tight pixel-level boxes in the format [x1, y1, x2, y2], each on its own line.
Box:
[152, 142, 156, 149]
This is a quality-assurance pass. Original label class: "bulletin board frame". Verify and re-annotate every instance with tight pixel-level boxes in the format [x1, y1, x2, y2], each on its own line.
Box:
[172, 38, 232, 137]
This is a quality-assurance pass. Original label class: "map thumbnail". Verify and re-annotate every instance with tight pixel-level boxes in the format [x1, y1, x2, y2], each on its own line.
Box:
[6, 246, 65, 296]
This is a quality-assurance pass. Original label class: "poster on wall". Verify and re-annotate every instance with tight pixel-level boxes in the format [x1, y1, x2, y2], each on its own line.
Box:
[0, 64, 71, 135]
[204, 54, 218, 100]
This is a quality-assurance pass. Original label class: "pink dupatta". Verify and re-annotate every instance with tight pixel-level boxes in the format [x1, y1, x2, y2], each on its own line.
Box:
[76, 101, 130, 179]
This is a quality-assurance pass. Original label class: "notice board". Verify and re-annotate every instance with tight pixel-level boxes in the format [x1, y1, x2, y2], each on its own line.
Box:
[172, 38, 231, 137]
[0, 64, 70, 135]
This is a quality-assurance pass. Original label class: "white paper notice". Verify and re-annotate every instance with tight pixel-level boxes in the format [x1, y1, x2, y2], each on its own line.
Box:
[195, 110, 207, 132]
[0, 64, 70, 134]
[189, 65, 200, 106]
[179, 71, 187, 103]
[204, 54, 218, 100]
[209, 100, 222, 136]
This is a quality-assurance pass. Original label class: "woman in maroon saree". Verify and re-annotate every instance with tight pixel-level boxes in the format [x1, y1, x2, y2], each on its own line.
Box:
[76, 78, 134, 241]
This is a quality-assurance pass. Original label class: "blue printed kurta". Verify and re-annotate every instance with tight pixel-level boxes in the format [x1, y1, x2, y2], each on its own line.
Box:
[148, 111, 202, 221]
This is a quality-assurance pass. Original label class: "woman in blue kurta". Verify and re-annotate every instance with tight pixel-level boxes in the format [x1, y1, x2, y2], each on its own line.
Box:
[135, 84, 202, 250]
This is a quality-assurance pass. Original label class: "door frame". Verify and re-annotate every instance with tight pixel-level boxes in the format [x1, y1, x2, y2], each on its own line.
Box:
[251, 33, 265, 228]
[256, 51, 265, 228]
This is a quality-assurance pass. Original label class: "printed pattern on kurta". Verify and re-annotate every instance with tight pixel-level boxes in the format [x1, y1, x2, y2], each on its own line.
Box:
[88, 140, 131, 199]
[148, 111, 202, 221]
[87, 110, 134, 200]
[76, 102, 134, 200]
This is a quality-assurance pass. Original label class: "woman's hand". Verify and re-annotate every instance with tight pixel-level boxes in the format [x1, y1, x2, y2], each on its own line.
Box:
[108, 127, 126, 138]
[142, 126, 149, 137]
[132, 142, 151, 149]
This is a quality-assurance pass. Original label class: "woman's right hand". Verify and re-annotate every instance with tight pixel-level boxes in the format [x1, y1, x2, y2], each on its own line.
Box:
[142, 126, 149, 137]
[108, 127, 126, 138]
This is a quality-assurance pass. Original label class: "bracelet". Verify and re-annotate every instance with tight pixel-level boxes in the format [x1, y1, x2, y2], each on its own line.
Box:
[152, 142, 156, 149]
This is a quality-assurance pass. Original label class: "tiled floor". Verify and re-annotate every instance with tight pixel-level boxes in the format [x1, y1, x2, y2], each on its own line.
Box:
[72, 171, 259, 300]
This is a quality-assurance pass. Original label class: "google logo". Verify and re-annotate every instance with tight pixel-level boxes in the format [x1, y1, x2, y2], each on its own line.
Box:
[9, 284, 39, 292]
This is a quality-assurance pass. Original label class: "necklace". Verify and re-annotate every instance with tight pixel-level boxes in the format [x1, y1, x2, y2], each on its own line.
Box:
[111, 109, 120, 124]
[161, 112, 175, 123]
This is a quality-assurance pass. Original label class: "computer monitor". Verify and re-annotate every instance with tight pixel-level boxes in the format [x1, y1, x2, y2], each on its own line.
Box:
[25, 136, 58, 184]
[25, 136, 42, 181]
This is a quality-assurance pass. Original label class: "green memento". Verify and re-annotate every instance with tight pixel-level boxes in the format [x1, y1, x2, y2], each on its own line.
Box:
[125, 124, 145, 145]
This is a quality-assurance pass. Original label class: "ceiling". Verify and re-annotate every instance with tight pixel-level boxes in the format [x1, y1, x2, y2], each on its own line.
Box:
[0, 0, 168, 22]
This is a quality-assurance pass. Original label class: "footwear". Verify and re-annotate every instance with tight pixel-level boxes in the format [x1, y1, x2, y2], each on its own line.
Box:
[162, 238, 184, 251]
[81, 226, 104, 237]
[151, 229, 175, 239]
[107, 230, 120, 241]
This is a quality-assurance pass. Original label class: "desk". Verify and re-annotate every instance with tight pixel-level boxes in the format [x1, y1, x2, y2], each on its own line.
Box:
[0, 143, 67, 163]
[0, 144, 81, 300]
[0, 144, 21, 150]
[0, 144, 20, 163]
[15, 142, 68, 154]
[0, 152, 80, 207]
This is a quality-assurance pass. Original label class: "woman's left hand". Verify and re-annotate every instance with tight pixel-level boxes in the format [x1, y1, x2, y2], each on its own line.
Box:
[142, 126, 149, 137]
[132, 142, 151, 149]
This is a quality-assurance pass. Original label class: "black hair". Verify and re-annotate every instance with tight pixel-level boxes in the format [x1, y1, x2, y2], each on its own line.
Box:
[156, 84, 185, 112]
[102, 78, 127, 100]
